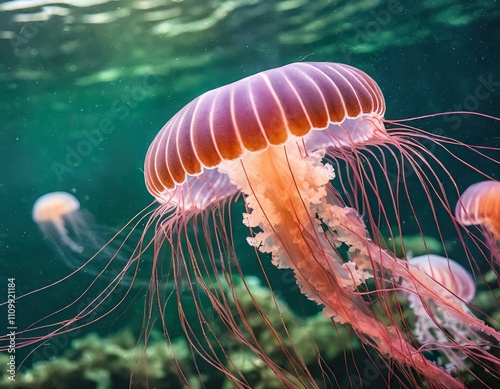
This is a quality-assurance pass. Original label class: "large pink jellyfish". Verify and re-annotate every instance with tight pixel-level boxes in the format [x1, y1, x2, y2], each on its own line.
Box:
[142, 62, 499, 388]
[3, 62, 499, 388]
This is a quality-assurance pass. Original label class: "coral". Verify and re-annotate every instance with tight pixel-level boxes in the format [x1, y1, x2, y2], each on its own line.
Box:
[0, 330, 196, 389]
[0, 275, 361, 389]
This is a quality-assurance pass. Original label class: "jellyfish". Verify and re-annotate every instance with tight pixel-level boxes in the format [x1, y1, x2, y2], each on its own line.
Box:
[32, 191, 147, 284]
[32, 191, 86, 255]
[403, 254, 482, 371]
[456, 181, 500, 263]
[3, 62, 499, 388]
[142, 62, 499, 387]
[456, 181, 500, 239]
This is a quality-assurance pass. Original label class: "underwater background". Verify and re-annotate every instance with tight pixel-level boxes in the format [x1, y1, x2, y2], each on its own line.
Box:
[0, 0, 499, 388]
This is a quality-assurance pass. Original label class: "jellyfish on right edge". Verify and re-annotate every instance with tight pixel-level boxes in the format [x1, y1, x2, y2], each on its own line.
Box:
[140, 63, 499, 388]
[456, 181, 500, 261]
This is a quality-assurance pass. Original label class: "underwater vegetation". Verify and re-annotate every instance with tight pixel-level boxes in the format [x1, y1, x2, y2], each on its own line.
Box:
[0, 330, 192, 389]
[0, 276, 348, 389]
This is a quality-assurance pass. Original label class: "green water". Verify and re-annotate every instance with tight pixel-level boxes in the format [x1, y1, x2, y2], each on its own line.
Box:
[0, 0, 499, 387]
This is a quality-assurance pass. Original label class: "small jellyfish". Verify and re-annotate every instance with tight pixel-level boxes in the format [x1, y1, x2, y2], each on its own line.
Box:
[32, 191, 86, 254]
[456, 181, 500, 262]
[456, 181, 500, 239]
[404, 254, 481, 372]
[32, 191, 144, 283]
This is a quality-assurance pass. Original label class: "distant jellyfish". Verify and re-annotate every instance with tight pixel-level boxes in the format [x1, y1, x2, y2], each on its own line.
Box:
[456, 181, 500, 265]
[456, 181, 500, 241]
[32, 191, 86, 255]
[404, 254, 481, 371]
[408, 254, 476, 302]
[32, 191, 144, 283]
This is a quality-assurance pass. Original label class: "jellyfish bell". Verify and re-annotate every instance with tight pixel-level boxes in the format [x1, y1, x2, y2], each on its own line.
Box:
[404, 255, 484, 372]
[456, 181, 500, 267]
[407, 254, 476, 303]
[456, 180, 500, 241]
[2, 62, 500, 388]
